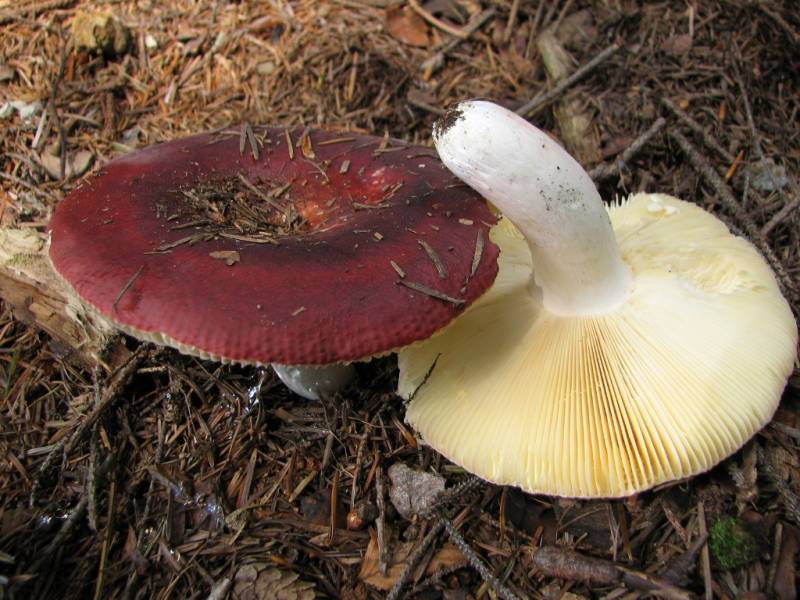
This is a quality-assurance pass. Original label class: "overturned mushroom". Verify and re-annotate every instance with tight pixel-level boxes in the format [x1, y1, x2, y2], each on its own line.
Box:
[49, 127, 500, 399]
[398, 100, 797, 498]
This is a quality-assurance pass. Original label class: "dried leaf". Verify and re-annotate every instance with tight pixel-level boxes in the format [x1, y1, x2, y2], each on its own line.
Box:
[232, 563, 315, 600]
[209, 250, 240, 266]
[359, 531, 466, 590]
[388, 463, 444, 520]
[385, 6, 430, 47]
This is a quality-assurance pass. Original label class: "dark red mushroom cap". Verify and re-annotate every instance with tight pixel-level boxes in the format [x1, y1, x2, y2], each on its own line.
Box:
[49, 127, 500, 365]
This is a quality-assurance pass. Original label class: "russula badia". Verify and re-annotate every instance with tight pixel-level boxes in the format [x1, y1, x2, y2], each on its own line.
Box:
[398, 100, 797, 498]
[49, 127, 500, 399]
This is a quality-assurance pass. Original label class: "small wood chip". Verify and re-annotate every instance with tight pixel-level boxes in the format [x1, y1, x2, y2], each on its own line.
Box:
[291, 306, 306, 316]
[418, 239, 447, 279]
[390, 260, 406, 278]
[239, 123, 248, 155]
[156, 233, 211, 252]
[353, 201, 390, 210]
[458, 218, 473, 225]
[397, 280, 463, 306]
[470, 230, 485, 278]
[246, 124, 260, 160]
[209, 250, 240, 266]
[383, 182, 404, 200]
[113, 265, 144, 310]
[284, 129, 294, 160]
[377, 130, 389, 152]
[300, 132, 315, 159]
[170, 219, 209, 230]
[318, 137, 357, 146]
[270, 181, 292, 198]
[219, 233, 278, 245]
[339, 159, 351, 174]
[373, 232, 384, 241]
[236, 173, 289, 216]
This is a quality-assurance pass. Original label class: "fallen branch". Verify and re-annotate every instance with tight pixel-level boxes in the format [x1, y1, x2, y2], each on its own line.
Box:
[758, 4, 800, 45]
[660, 533, 708, 587]
[29, 346, 149, 507]
[517, 44, 619, 117]
[589, 117, 666, 181]
[386, 520, 445, 600]
[389, 475, 485, 599]
[442, 516, 521, 600]
[761, 192, 800, 237]
[660, 97, 735, 164]
[420, 8, 495, 77]
[532, 545, 693, 600]
[408, 0, 468, 39]
[730, 54, 800, 236]
[0, 228, 116, 368]
[668, 129, 797, 301]
[65, 346, 149, 455]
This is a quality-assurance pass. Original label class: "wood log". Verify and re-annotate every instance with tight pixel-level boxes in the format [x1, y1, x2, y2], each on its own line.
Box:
[0, 227, 119, 368]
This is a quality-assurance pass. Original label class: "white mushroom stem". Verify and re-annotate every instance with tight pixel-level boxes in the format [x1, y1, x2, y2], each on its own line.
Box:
[433, 100, 631, 316]
[271, 363, 356, 400]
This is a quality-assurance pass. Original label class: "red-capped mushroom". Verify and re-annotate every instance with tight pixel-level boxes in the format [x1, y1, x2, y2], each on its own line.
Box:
[49, 126, 499, 398]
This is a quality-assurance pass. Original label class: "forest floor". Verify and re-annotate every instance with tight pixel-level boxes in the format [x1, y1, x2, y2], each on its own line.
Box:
[0, 1, 799, 598]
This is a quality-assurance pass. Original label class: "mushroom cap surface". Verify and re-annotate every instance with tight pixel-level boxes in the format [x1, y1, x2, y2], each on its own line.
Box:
[49, 128, 499, 365]
[398, 193, 797, 498]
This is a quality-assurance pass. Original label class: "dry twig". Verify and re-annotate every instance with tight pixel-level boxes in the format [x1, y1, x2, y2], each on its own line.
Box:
[590, 117, 667, 181]
[517, 44, 619, 117]
[442, 516, 521, 600]
[668, 129, 797, 300]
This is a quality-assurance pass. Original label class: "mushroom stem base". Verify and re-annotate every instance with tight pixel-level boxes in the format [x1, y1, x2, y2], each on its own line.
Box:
[271, 363, 356, 400]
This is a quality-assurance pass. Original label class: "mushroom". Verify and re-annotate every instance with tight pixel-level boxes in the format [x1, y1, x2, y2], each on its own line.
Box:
[49, 126, 500, 399]
[398, 100, 797, 498]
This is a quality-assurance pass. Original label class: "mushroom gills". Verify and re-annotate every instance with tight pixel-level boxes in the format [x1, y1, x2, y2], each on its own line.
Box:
[398, 100, 797, 498]
[400, 200, 796, 497]
[271, 363, 356, 400]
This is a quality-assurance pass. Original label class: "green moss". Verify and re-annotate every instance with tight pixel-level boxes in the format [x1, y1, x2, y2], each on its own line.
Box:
[708, 517, 758, 570]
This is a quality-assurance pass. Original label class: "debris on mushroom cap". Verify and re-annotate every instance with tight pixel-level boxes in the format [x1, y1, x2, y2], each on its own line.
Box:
[48, 127, 500, 366]
[399, 193, 797, 498]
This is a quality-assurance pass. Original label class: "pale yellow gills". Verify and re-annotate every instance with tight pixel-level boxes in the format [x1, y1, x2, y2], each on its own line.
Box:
[398, 193, 797, 498]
